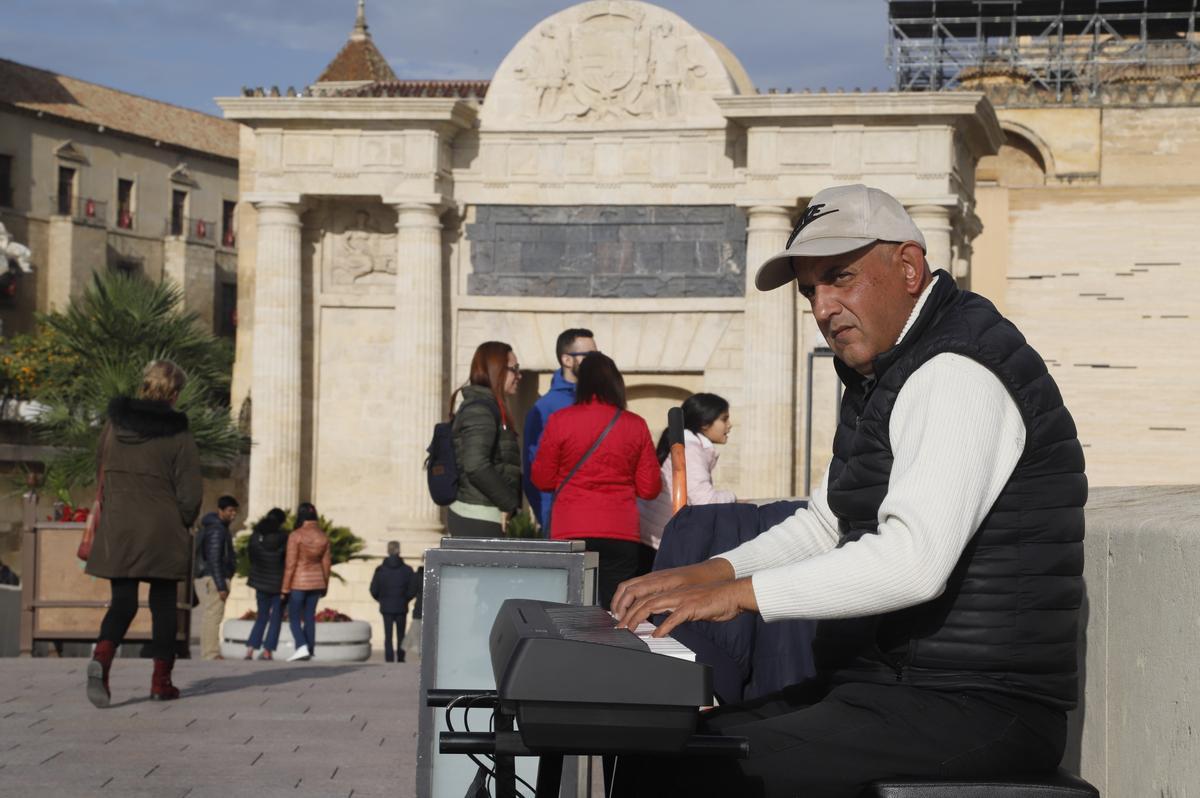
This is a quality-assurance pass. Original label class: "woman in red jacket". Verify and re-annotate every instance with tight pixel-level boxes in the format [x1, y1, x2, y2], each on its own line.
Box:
[531, 353, 661, 609]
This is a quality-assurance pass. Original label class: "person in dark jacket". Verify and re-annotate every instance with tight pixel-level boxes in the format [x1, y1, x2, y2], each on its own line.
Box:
[530, 353, 661, 610]
[369, 540, 416, 663]
[447, 341, 522, 537]
[611, 186, 1087, 797]
[244, 507, 288, 660]
[401, 566, 424, 662]
[193, 495, 240, 660]
[86, 360, 203, 707]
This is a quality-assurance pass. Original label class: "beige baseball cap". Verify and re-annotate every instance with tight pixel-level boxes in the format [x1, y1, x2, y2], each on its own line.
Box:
[755, 184, 927, 291]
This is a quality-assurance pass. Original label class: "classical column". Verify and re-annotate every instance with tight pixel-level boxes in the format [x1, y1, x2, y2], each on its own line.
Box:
[740, 205, 796, 499]
[907, 204, 954, 274]
[247, 200, 302, 517]
[391, 202, 445, 549]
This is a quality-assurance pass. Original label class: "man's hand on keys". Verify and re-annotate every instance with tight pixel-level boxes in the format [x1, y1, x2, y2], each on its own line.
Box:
[616, 578, 758, 638]
[611, 558, 734, 618]
[612, 558, 757, 636]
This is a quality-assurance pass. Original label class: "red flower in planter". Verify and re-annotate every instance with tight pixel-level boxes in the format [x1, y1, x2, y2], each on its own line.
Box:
[314, 608, 352, 623]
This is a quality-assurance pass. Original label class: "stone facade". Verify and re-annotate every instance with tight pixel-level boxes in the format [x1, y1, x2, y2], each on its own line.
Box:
[218, 0, 1001, 631]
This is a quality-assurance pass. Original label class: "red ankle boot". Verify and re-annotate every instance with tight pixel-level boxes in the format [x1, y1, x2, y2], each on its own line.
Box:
[150, 657, 180, 701]
[87, 640, 117, 708]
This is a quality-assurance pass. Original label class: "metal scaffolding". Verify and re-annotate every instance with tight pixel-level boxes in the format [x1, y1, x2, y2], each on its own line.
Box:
[888, 1, 1200, 99]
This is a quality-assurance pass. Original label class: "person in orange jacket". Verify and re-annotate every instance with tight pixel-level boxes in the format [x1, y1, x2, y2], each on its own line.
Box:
[281, 502, 331, 662]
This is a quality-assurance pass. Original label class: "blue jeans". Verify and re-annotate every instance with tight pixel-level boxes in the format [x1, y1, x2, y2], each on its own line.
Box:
[287, 590, 320, 652]
[247, 590, 282, 652]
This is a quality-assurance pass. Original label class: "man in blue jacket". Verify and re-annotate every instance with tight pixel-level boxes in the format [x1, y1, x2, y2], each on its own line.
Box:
[522, 328, 597, 532]
[194, 495, 239, 660]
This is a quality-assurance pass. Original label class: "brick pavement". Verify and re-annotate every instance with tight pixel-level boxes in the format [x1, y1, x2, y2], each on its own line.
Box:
[0, 657, 420, 798]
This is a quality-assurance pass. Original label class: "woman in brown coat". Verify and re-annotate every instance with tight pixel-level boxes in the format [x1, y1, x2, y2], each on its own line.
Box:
[281, 502, 331, 662]
[86, 360, 203, 707]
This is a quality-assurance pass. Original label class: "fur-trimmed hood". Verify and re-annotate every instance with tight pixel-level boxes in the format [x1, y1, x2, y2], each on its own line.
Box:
[107, 396, 189, 443]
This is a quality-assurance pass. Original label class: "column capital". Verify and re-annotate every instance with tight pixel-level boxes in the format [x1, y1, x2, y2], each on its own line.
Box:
[742, 204, 795, 234]
[904, 203, 954, 219]
[244, 192, 303, 208]
[393, 202, 442, 231]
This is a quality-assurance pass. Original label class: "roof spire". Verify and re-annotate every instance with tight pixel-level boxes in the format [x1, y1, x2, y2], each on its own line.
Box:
[351, 0, 369, 42]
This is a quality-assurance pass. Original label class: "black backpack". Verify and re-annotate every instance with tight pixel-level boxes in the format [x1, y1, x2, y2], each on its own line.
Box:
[425, 400, 500, 506]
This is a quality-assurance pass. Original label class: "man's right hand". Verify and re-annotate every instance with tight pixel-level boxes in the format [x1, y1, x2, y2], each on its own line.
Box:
[611, 558, 735, 619]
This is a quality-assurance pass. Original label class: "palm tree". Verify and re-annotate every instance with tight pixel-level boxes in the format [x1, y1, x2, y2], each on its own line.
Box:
[33, 271, 245, 489]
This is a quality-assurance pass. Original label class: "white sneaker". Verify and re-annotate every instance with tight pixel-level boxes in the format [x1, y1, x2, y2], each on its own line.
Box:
[287, 646, 311, 662]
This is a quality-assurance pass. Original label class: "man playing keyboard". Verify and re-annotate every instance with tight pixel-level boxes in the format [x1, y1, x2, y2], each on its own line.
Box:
[613, 185, 1086, 798]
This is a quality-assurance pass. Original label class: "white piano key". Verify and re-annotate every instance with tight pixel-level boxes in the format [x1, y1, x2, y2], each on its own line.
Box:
[631, 621, 696, 662]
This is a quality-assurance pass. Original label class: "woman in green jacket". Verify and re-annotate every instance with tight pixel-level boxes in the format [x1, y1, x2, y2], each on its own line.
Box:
[86, 360, 203, 707]
[448, 341, 522, 537]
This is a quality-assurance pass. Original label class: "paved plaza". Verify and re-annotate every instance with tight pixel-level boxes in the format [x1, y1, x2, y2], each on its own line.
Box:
[0, 656, 420, 798]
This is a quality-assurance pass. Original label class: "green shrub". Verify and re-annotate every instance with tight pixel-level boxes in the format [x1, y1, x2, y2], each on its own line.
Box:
[17, 271, 244, 489]
[506, 508, 539, 539]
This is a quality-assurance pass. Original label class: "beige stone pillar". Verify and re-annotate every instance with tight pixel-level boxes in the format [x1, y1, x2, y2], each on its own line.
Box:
[740, 205, 796, 499]
[907, 204, 954, 274]
[391, 202, 445, 553]
[247, 199, 302, 517]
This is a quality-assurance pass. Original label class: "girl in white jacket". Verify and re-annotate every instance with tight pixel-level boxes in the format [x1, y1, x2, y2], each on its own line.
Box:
[639, 393, 736, 550]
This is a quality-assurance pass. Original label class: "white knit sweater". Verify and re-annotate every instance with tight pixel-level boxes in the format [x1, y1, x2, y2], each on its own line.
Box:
[719, 278, 1027, 622]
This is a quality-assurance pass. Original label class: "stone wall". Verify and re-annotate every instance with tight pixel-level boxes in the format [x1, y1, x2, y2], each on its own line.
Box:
[971, 103, 1200, 488]
[1067, 485, 1200, 795]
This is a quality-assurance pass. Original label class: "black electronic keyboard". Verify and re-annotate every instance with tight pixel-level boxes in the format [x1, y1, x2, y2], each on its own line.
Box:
[488, 598, 711, 754]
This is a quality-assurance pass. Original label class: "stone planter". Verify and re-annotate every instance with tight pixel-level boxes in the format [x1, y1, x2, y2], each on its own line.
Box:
[220, 618, 371, 662]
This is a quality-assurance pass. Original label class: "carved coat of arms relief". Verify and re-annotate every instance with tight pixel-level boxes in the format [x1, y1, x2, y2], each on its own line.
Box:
[514, 6, 704, 122]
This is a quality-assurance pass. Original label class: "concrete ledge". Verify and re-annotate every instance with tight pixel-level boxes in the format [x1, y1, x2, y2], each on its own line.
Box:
[1067, 485, 1200, 795]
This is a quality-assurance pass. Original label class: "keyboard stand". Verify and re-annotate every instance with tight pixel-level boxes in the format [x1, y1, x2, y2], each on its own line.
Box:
[432, 689, 749, 798]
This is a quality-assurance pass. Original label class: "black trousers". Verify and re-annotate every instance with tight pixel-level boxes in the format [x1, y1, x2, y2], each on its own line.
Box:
[381, 612, 407, 662]
[582, 538, 655, 611]
[98, 578, 178, 660]
[610, 680, 1067, 798]
[446, 509, 502, 538]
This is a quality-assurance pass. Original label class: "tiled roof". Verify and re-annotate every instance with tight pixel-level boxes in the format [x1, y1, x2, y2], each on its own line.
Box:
[0, 58, 238, 161]
[314, 37, 397, 84]
[340, 80, 489, 99]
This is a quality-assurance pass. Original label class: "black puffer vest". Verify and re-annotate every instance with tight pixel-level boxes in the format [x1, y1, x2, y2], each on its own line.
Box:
[818, 272, 1087, 711]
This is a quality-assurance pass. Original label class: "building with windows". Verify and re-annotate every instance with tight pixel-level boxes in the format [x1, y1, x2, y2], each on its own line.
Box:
[0, 58, 240, 338]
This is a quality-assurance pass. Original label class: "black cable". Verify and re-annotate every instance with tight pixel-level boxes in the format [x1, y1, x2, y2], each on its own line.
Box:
[465, 694, 535, 798]
[442, 693, 534, 798]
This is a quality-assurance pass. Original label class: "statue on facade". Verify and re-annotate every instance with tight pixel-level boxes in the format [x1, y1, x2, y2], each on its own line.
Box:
[518, 24, 571, 119]
[0, 223, 33, 273]
[650, 21, 685, 117]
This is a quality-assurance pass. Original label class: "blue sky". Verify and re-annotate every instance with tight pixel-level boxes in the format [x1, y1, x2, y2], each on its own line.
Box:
[1, 0, 895, 115]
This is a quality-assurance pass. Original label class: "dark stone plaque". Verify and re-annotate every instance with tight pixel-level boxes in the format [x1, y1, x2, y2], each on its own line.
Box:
[466, 206, 746, 297]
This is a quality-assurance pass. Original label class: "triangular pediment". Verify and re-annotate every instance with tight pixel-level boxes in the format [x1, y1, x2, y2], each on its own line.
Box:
[169, 163, 199, 187]
[55, 141, 89, 164]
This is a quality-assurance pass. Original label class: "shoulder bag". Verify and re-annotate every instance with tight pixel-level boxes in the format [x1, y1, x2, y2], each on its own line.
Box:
[545, 409, 622, 537]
